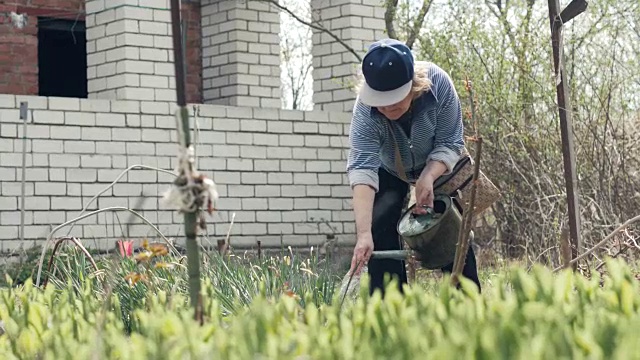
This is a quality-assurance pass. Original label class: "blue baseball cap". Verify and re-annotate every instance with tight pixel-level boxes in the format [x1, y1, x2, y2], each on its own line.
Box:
[359, 39, 415, 107]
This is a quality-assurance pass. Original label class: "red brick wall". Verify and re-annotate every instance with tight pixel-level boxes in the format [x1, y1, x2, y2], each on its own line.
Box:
[0, 1, 203, 103]
[182, 1, 202, 104]
[0, 1, 84, 96]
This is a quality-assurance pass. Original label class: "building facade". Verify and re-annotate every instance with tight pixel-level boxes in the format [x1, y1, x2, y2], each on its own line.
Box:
[0, 0, 385, 252]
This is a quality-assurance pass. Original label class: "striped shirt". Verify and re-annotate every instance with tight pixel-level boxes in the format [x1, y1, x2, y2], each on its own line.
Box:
[346, 61, 465, 192]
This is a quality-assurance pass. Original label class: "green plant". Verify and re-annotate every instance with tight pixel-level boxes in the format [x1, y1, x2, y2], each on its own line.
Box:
[0, 258, 639, 359]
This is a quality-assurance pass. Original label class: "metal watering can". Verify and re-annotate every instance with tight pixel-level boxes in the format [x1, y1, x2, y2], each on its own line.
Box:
[338, 193, 463, 307]
[370, 193, 463, 269]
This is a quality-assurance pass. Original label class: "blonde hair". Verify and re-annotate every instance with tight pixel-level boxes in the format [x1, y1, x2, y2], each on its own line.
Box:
[354, 61, 432, 100]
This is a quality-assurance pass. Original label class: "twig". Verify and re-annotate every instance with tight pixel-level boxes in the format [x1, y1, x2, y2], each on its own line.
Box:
[36, 206, 179, 287]
[451, 78, 483, 288]
[66, 164, 178, 235]
[339, 258, 363, 311]
[260, 0, 362, 62]
[225, 212, 236, 251]
[553, 214, 640, 272]
[560, 225, 572, 269]
[41, 236, 100, 288]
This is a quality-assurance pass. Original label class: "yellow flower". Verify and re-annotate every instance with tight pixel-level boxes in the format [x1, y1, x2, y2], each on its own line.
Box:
[154, 262, 174, 270]
[135, 251, 153, 263]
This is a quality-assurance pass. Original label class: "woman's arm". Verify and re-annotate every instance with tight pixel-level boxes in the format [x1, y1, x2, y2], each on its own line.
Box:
[414, 65, 465, 212]
[421, 159, 448, 182]
[425, 66, 465, 174]
[346, 100, 382, 272]
[352, 184, 376, 237]
[347, 102, 380, 234]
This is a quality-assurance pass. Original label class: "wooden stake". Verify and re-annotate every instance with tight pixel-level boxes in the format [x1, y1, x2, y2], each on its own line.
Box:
[547, 0, 587, 270]
[170, 0, 202, 321]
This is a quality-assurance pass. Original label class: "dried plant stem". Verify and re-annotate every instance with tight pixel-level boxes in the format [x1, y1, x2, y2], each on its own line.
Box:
[36, 206, 178, 287]
[450, 138, 482, 288]
[560, 226, 572, 269]
[66, 164, 178, 236]
[41, 236, 100, 288]
[553, 213, 640, 272]
[451, 77, 483, 288]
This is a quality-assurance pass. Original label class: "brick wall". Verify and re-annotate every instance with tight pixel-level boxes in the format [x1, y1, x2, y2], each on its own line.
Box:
[0, 1, 201, 102]
[182, 1, 202, 104]
[0, 1, 85, 96]
[85, 0, 177, 102]
[0, 94, 356, 252]
[310, 0, 386, 112]
[200, 0, 281, 108]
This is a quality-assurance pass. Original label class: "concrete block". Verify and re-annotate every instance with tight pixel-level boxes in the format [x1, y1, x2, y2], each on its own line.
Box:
[49, 154, 80, 168]
[67, 169, 98, 183]
[294, 198, 319, 210]
[50, 126, 81, 140]
[227, 158, 253, 171]
[292, 148, 317, 160]
[64, 141, 96, 154]
[31, 139, 63, 154]
[293, 122, 318, 134]
[241, 198, 268, 210]
[267, 173, 293, 185]
[280, 160, 305, 172]
[33, 110, 64, 124]
[255, 185, 280, 197]
[81, 155, 112, 168]
[279, 134, 304, 147]
[240, 172, 267, 185]
[252, 134, 278, 146]
[266, 147, 292, 159]
[254, 160, 279, 171]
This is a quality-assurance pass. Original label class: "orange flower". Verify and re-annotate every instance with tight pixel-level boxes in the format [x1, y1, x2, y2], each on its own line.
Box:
[149, 243, 168, 257]
[124, 272, 146, 286]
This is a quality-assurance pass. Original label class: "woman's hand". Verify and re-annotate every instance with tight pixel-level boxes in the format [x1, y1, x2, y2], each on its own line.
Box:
[349, 232, 374, 275]
[413, 173, 435, 215]
[413, 160, 447, 215]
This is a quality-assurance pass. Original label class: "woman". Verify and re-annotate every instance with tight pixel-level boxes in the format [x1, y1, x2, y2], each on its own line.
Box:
[347, 38, 481, 296]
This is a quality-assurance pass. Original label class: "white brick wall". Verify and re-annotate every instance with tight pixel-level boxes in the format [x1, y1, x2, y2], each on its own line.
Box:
[201, 0, 281, 108]
[85, 0, 176, 102]
[0, 94, 355, 252]
[310, 0, 386, 112]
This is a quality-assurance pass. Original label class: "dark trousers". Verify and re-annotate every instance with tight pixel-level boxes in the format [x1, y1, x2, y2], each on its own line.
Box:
[368, 167, 481, 296]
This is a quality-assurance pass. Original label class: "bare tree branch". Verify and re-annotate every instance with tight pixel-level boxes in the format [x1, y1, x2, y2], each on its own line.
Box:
[384, 0, 399, 39]
[554, 213, 640, 272]
[260, 0, 362, 62]
[406, 0, 433, 49]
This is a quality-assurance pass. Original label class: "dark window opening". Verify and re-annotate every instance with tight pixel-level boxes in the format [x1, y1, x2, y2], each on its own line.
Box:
[38, 17, 87, 98]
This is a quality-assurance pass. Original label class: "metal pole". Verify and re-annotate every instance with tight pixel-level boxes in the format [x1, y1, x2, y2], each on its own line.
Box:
[19, 102, 28, 244]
